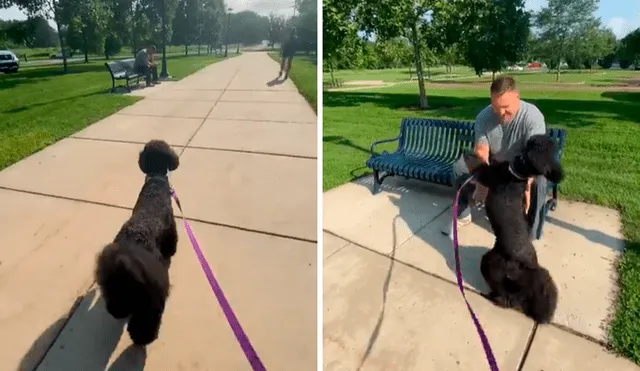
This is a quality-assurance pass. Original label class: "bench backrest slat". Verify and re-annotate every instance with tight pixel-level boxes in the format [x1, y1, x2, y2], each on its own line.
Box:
[399, 118, 475, 162]
[105, 58, 136, 76]
[398, 117, 566, 161]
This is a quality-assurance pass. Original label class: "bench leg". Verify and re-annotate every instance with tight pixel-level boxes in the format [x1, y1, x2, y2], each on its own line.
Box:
[373, 170, 382, 194]
[126, 79, 132, 92]
[372, 170, 394, 195]
[111, 78, 116, 93]
[550, 184, 558, 211]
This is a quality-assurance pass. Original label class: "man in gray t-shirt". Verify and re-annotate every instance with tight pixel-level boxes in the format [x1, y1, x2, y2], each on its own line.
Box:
[442, 76, 548, 238]
[134, 44, 158, 86]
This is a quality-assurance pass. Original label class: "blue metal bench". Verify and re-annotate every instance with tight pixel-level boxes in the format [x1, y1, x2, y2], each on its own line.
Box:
[365, 117, 567, 239]
[105, 58, 141, 92]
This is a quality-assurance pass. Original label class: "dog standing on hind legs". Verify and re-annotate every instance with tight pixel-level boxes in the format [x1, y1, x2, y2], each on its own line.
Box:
[464, 134, 563, 324]
[95, 140, 179, 345]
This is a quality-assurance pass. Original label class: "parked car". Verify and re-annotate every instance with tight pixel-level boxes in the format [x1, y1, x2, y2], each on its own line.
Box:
[0, 50, 19, 73]
[50, 49, 73, 59]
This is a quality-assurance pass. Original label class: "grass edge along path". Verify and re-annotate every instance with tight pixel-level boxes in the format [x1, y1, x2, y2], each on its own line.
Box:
[0, 54, 230, 171]
[322, 85, 640, 365]
[268, 52, 318, 112]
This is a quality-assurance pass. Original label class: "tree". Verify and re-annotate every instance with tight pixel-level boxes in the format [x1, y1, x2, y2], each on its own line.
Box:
[200, 0, 224, 54]
[268, 13, 286, 49]
[618, 28, 640, 69]
[227, 11, 269, 48]
[535, 0, 599, 81]
[103, 0, 131, 58]
[171, 0, 198, 55]
[323, 0, 358, 83]
[131, 1, 153, 55]
[24, 16, 58, 47]
[59, 0, 110, 63]
[461, 0, 530, 80]
[2, 0, 71, 73]
[563, 20, 616, 69]
[0, 19, 33, 46]
[355, 0, 435, 109]
[294, 0, 317, 53]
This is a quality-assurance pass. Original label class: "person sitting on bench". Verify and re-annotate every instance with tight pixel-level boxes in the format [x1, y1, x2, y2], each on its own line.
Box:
[134, 44, 159, 86]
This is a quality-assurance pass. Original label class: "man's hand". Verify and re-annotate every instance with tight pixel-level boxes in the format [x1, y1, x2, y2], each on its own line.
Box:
[474, 144, 490, 165]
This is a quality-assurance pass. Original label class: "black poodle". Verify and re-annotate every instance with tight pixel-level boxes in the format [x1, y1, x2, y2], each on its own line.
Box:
[95, 140, 179, 345]
[463, 134, 563, 323]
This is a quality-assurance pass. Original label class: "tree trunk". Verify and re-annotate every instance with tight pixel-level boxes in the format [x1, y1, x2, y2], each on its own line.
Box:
[82, 30, 89, 63]
[185, 44, 188, 56]
[411, 22, 428, 109]
[329, 58, 335, 85]
[492, 71, 495, 81]
[53, 11, 67, 73]
[556, 61, 560, 82]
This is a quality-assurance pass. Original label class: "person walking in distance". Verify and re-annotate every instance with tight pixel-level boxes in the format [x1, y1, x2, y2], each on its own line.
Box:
[134, 44, 159, 87]
[279, 27, 298, 80]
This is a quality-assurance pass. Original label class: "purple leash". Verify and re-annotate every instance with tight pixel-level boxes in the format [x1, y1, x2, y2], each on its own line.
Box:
[170, 189, 267, 371]
[452, 177, 499, 371]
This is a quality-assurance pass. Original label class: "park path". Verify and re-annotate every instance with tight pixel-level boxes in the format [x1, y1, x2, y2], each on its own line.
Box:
[323, 176, 639, 370]
[0, 52, 317, 371]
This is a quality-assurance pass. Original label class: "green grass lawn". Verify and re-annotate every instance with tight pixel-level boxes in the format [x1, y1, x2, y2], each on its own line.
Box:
[323, 83, 640, 363]
[269, 52, 318, 111]
[9, 44, 232, 62]
[0, 53, 230, 170]
[326, 66, 640, 86]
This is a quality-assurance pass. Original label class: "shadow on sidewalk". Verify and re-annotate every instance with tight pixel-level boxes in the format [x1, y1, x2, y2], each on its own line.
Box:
[546, 215, 623, 253]
[18, 288, 146, 371]
[356, 215, 400, 370]
[355, 186, 492, 367]
[266, 76, 286, 87]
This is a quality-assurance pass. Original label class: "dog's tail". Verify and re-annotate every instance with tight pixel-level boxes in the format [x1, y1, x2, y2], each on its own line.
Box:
[138, 140, 179, 176]
[522, 266, 559, 324]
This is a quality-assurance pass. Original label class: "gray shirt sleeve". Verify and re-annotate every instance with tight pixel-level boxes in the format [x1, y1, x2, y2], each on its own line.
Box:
[474, 108, 490, 147]
[524, 106, 546, 140]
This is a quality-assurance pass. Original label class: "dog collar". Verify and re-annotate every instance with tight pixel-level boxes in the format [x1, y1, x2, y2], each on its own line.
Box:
[508, 164, 527, 180]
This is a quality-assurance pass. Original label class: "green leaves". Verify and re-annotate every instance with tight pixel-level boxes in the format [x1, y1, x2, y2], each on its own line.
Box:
[534, 0, 603, 74]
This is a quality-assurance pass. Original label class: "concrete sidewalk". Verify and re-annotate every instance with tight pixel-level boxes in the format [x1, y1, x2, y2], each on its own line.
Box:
[323, 176, 639, 370]
[0, 52, 317, 371]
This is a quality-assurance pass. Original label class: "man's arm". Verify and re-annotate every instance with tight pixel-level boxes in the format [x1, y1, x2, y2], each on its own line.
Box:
[523, 107, 547, 211]
[474, 111, 490, 165]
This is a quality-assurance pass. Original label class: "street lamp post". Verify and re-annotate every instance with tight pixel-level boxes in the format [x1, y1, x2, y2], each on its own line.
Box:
[224, 8, 232, 58]
[160, 0, 169, 78]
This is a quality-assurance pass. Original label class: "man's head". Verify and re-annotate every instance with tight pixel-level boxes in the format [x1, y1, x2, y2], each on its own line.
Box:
[148, 45, 156, 54]
[490, 76, 520, 123]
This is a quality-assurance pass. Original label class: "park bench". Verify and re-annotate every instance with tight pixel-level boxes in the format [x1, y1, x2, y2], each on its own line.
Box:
[105, 58, 141, 92]
[365, 117, 567, 239]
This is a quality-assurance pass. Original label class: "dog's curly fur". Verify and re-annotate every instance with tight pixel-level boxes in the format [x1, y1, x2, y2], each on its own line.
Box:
[95, 140, 179, 345]
[464, 134, 563, 323]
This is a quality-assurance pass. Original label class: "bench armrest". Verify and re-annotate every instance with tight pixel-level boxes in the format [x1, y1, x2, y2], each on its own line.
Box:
[370, 136, 399, 156]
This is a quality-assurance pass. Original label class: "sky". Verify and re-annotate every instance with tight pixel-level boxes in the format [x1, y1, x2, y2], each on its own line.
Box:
[0, 0, 297, 26]
[1, 0, 639, 39]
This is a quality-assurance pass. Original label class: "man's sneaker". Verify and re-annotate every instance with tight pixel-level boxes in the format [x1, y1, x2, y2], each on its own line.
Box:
[441, 214, 472, 236]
